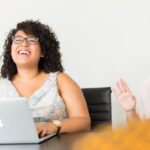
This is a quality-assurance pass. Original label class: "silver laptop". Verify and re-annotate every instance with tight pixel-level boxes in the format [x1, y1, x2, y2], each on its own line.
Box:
[0, 98, 56, 144]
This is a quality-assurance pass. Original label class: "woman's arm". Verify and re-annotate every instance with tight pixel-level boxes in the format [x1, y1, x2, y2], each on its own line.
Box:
[36, 73, 91, 137]
[56, 72, 91, 133]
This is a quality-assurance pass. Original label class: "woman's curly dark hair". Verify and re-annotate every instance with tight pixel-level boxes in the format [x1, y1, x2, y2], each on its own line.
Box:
[1, 20, 64, 80]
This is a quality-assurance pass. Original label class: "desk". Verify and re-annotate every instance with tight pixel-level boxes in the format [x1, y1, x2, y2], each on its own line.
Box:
[0, 132, 87, 150]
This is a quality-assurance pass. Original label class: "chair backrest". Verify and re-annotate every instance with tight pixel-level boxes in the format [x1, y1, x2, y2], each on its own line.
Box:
[82, 87, 112, 129]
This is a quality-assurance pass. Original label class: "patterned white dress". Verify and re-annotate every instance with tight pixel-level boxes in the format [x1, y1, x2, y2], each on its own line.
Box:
[0, 72, 68, 122]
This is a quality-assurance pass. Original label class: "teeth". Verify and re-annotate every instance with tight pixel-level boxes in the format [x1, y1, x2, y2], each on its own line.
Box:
[18, 50, 30, 55]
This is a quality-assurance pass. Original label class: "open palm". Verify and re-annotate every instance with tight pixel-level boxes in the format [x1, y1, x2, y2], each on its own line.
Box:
[114, 79, 136, 112]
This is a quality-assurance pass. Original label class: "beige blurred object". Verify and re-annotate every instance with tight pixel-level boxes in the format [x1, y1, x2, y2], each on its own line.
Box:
[73, 119, 150, 150]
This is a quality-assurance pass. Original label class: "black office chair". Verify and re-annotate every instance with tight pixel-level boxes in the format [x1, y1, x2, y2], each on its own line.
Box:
[82, 87, 112, 129]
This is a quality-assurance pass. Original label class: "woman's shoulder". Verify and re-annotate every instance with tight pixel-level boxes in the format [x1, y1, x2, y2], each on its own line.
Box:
[57, 72, 76, 83]
[57, 72, 80, 90]
[57, 72, 69, 78]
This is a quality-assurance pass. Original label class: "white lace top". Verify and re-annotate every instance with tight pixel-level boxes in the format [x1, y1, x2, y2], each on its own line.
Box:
[0, 72, 68, 122]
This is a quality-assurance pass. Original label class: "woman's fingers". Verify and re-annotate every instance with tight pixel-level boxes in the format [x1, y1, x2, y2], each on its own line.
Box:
[117, 78, 132, 93]
[121, 79, 132, 94]
[113, 78, 127, 97]
[117, 79, 126, 93]
[35, 124, 47, 138]
[40, 129, 47, 138]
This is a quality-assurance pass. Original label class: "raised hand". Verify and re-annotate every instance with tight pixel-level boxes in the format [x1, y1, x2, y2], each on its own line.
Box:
[113, 79, 136, 112]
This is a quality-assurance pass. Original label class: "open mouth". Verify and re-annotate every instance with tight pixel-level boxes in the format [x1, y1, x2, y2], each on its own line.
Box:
[18, 49, 31, 55]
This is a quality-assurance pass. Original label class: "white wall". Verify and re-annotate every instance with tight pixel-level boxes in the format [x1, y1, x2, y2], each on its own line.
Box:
[0, 0, 150, 127]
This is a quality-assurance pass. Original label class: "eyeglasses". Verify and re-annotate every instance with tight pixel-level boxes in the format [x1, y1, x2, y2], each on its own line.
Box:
[12, 36, 39, 45]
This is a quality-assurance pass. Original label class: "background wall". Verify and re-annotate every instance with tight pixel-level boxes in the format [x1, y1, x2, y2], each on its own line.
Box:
[0, 0, 150, 127]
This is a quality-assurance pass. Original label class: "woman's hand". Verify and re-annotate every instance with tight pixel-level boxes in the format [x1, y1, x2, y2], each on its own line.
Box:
[113, 79, 136, 112]
[35, 122, 57, 138]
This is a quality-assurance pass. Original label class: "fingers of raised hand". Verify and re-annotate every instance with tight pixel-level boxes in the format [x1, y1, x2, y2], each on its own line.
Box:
[117, 79, 126, 93]
[121, 79, 132, 94]
[112, 80, 125, 97]
[117, 79, 132, 94]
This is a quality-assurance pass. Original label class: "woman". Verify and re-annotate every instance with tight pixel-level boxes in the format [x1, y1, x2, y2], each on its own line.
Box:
[0, 20, 91, 137]
[114, 78, 150, 122]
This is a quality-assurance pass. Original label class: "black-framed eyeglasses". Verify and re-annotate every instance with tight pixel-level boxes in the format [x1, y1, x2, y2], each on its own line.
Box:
[12, 36, 39, 45]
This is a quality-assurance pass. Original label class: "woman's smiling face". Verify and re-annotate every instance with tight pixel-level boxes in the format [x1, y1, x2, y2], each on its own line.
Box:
[11, 30, 42, 68]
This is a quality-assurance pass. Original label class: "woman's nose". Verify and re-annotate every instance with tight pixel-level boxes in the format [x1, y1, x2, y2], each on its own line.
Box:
[21, 39, 29, 46]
